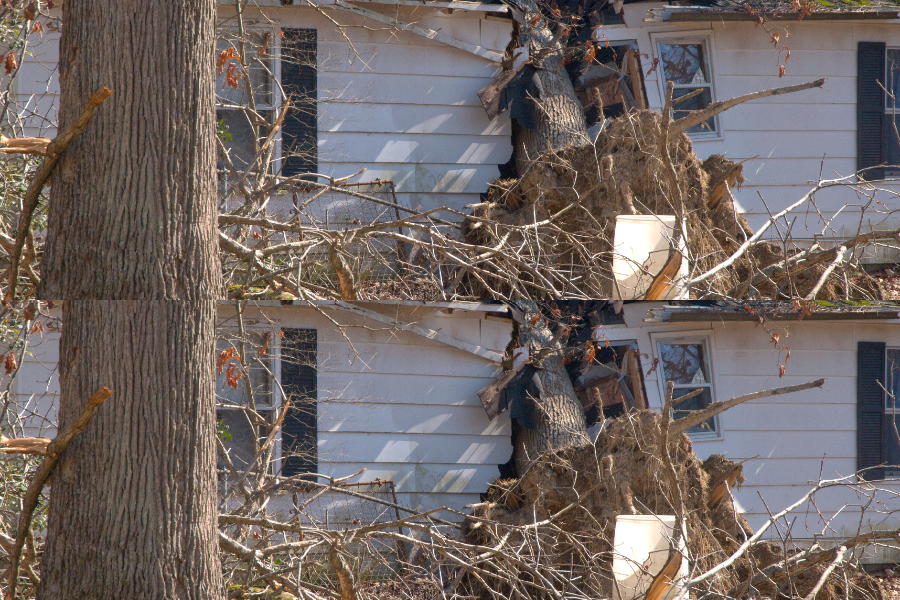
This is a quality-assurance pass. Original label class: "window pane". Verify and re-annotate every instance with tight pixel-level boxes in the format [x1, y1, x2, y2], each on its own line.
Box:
[885, 114, 900, 177]
[217, 408, 273, 475]
[887, 49, 900, 110]
[216, 36, 273, 106]
[672, 387, 715, 434]
[658, 343, 709, 385]
[217, 109, 258, 174]
[217, 109, 273, 179]
[888, 349, 900, 411]
[659, 43, 708, 85]
[672, 88, 715, 134]
[216, 335, 272, 407]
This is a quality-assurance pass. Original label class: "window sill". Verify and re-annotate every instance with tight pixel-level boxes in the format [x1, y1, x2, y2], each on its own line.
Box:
[686, 133, 724, 143]
[687, 432, 724, 442]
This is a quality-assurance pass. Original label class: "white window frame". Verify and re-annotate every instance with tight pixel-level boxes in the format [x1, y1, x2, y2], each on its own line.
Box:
[216, 26, 284, 177]
[651, 31, 720, 139]
[650, 330, 720, 438]
[216, 326, 284, 476]
[885, 347, 900, 476]
[884, 48, 900, 176]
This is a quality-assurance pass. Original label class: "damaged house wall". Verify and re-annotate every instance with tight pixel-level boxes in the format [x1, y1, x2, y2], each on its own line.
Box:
[604, 8, 900, 262]
[13, 299, 900, 563]
[12, 302, 516, 513]
[11, 1, 515, 217]
[603, 302, 900, 563]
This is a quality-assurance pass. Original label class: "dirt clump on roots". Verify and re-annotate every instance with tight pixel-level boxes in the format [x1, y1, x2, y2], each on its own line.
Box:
[462, 110, 882, 300]
[462, 411, 883, 600]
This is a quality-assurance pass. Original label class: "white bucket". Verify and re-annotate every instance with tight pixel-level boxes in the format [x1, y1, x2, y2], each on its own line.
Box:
[611, 514, 689, 600]
[611, 215, 688, 300]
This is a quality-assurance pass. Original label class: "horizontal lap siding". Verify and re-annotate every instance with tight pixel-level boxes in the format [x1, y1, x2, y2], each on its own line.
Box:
[685, 322, 900, 544]
[14, 9, 512, 214]
[275, 6, 512, 214]
[14, 306, 513, 513]
[237, 305, 513, 511]
[605, 17, 900, 256]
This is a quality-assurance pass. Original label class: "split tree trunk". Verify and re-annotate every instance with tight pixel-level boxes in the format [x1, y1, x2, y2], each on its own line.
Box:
[513, 307, 590, 475]
[37, 1, 224, 598]
[511, 23, 590, 174]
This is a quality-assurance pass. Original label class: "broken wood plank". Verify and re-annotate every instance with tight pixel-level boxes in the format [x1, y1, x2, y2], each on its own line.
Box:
[477, 65, 522, 120]
[327, 299, 505, 363]
[478, 363, 525, 419]
[707, 166, 743, 210]
[626, 49, 646, 110]
[329, 0, 504, 63]
[644, 250, 683, 301]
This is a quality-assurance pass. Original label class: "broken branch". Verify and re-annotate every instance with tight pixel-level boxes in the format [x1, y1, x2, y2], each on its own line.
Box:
[671, 78, 824, 136]
[5, 386, 112, 600]
[5, 86, 113, 305]
[671, 379, 824, 436]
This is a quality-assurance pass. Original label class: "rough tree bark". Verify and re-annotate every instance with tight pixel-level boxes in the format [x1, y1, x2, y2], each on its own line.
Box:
[36, 1, 224, 598]
[510, 2, 590, 174]
[513, 304, 590, 475]
[513, 48, 589, 171]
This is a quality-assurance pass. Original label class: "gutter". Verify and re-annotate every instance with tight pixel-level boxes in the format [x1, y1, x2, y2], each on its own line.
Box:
[644, 6, 900, 21]
[645, 305, 900, 323]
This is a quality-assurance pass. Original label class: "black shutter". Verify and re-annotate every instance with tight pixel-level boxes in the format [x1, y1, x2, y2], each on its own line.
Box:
[281, 328, 317, 479]
[857, 341, 886, 480]
[857, 42, 886, 181]
[281, 29, 317, 179]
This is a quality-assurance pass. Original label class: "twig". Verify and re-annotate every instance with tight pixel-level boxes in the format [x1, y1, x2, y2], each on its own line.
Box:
[5, 87, 113, 304]
[5, 386, 112, 600]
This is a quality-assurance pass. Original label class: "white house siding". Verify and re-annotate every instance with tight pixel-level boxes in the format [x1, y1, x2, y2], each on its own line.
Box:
[251, 302, 511, 512]
[12, 303, 513, 514]
[613, 303, 900, 561]
[9, 3, 513, 218]
[605, 9, 900, 262]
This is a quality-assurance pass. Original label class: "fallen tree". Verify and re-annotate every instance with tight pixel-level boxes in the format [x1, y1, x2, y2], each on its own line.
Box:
[464, 79, 888, 301]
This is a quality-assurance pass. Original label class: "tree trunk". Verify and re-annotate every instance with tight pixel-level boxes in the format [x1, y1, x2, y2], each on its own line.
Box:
[38, 302, 223, 599]
[37, 1, 223, 598]
[513, 36, 589, 174]
[513, 306, 590, 475]
[39, 1, 221, 300]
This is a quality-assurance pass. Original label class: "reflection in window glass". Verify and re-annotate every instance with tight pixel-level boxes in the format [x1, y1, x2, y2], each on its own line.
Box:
[657, 40, 716, 135]
[216, 32, 276, 188]
[658, 343, 708, 385]
[659, 43, 708, 85]
[658, 340, 717, 434]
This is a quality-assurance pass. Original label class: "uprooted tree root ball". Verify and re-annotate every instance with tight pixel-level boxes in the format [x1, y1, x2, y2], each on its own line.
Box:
[462, 110, 883, 300]
[462, 411, 883, 600]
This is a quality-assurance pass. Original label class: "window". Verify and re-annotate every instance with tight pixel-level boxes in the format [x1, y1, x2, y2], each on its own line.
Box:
[216, 330, 279, 476]
[655, 38, 717, 135]
[216, 31, 278, 178]
[884, 48, 900, 176]
[215, 28, 317, 187]
[215, 328, 318, 481]
[655, 338, 718, 435]
[885, 348, 900, 476]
